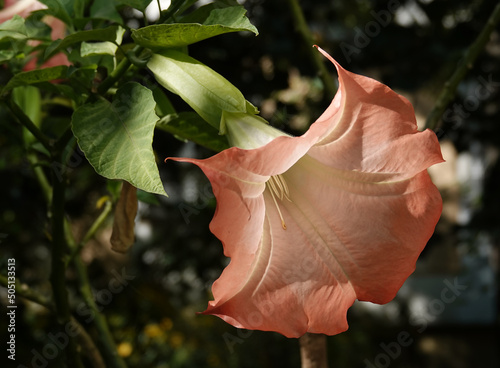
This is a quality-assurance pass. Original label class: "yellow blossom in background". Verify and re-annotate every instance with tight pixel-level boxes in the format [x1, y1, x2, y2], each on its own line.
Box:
[117, 342, 133, 358]
[169, 332, 184, 348]
[160, 317, 173, 331]
[144, 323, 163, 338]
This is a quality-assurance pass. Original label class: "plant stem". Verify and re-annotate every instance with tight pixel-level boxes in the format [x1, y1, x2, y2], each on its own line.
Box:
[0, 274, 51, 307]
[49, 148, 84, 368]
[49, 154, 68, 310]
[27, 151, 53, 203]
[49, 139, 125, 367]
[425, 2, 500, 131]
[299, 333, 329, 368]
[73, 256, 129, 368]
[285, 0, 337, 98]
[159, 0, 185, 23]
[6, 99, 53, 151]
[66, 199, 113, 265]
[98, 46, 144, 95]
[63, 210, 127, 368]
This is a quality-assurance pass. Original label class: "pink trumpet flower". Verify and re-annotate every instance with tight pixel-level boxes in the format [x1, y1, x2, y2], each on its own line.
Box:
[170, 47, 443, 338]
[0, 0, 69, 69]
[0, 0, 44, 20]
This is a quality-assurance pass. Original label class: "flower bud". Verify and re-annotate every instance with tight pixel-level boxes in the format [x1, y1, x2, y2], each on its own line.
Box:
[221, 111, 289, 149]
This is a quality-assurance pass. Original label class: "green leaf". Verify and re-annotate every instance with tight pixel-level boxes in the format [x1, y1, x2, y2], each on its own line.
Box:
[152, 87, 176, 117]
[157, 112, 230, 152]
[72, 82, 166, 196]
[184, 4, 258, 31]
[0, 15, 28, 41]
[137, 189, 160, 205]
[39, 0, 73, 26]
[3, 66, 69, 92]
[49, 66, 95, 104]
[117, 0, 152, 12]
[90, 0, 123, 24]
[67, 46, 116, 72]
[147, 50, 247, 130]
[45, 25, 125, 60]
[24, 13, 53, 40]
[81, 41, 118, 57]
[204, 7, 257, 32]
[73, 0, 86, 19]
[132, 6, 258, 49]
[0, 50, 16, 63]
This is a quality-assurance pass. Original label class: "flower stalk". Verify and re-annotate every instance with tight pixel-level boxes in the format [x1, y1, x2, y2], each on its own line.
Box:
[299, 333, 329, 368]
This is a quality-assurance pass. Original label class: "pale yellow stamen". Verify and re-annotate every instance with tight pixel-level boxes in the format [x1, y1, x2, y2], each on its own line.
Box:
[266, 175, 292, 230]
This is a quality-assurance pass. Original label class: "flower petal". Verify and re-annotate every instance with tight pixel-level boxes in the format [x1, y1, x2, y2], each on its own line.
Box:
[0, 0, 44, 22]
[312, 47, 443, 178]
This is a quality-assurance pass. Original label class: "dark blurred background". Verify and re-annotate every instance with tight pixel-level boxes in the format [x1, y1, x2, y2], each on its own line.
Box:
[1, 0, 499, 367]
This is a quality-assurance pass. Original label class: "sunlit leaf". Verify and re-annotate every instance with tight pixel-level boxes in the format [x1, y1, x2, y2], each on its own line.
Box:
[148, 50, 248, 130]
[72, 82, 166, 196]
[132, 6, 258, 49]
[182, 4, 258, 32]
[81, 41, 118, 57]
[0, 15, 28, 41]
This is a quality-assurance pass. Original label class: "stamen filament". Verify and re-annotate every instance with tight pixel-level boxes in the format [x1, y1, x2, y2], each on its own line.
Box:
[269, 186, 287, 230]
[266, 174, 292, 230]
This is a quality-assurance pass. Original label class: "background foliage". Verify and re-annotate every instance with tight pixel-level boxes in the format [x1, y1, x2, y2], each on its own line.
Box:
[1, 0, 499, 367]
